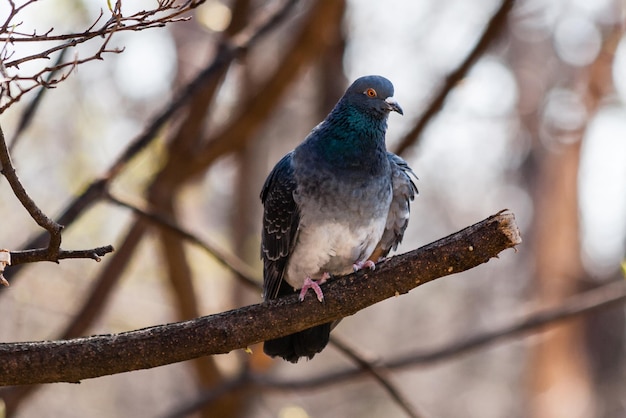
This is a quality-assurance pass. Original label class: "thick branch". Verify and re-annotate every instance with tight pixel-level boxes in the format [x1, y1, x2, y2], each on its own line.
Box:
[0, 210, 521, 386]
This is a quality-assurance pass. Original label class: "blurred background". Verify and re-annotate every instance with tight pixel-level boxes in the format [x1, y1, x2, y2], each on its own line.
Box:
[1, 0, 626, 417]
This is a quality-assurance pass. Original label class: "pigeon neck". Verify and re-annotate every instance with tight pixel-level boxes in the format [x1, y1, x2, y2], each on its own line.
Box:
[315, 107, 389, 170]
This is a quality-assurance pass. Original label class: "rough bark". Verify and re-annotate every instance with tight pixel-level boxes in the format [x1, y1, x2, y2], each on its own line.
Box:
[0, 211, 520, 386]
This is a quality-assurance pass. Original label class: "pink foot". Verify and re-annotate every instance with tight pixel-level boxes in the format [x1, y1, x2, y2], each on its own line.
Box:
[299, 274, 329, 302]
[353, 259, 376, 272]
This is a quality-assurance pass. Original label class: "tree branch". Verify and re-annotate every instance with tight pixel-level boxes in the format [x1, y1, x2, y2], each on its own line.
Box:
[105, 192, 261, 291]
[0, 210, 520, 386]
[8, 245, 114, 265]
[0, 125, 114, 273]
[187, 0, 344, 178]
[0, 125, 62, 247]
[331, 335, 425, 418]
[8, 47, 70, 151]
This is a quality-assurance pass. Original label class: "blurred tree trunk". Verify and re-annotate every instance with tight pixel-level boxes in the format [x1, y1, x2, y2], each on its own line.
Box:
[580, 31, 626, 418]
[528, 139, 592, 418]
[161, 2, 255, 417]
[516, 24, 622, 418]
[505, 21, 592, 418]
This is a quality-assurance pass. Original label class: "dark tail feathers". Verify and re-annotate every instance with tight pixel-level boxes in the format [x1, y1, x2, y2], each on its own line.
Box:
[263, 322, 332, 363]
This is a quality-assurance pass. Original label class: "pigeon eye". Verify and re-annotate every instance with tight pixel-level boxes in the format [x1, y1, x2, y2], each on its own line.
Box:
[365, 88, 377, 98]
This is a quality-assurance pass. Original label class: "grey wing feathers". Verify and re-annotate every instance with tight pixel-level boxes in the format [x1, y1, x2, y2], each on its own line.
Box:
[260, 153, 300, 300]
[375, 152, 418, 259]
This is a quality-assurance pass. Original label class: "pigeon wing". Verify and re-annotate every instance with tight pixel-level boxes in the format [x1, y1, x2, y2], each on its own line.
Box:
[260, 153, 301, 300]
[369, 152, 418, 261]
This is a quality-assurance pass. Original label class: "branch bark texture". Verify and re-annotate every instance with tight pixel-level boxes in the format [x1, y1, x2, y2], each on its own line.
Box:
[0, 211, 521, 386]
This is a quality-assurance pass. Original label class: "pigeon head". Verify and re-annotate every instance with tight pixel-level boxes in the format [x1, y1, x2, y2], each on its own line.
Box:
[341, 75, 403, 117]
[302, 75, 402, 168]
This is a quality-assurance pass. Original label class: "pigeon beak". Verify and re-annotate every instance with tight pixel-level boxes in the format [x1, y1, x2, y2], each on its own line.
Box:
[385, 97, 403, 115]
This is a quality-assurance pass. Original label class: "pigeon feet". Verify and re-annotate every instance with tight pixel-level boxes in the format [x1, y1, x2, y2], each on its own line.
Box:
[299, 272, 330, 302]
[353, 259, 376, 272]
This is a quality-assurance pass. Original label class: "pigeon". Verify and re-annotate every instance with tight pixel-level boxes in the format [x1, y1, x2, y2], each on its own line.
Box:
[260, 75, 417, 363]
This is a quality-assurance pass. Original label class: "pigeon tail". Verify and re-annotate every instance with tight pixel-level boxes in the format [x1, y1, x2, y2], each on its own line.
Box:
[263, 322, 332, 363]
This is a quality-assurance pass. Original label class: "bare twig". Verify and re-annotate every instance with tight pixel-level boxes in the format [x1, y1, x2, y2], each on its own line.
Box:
[0, 125, 63, 249]
[0, 125, 114, 273]
[161, 370, 252, 418]
[393, 0, 515, 155]
[0, 178, 108, 284]
[0, 0, 207, 111]
[8, 47, 70, 151]
[104, 0, 298, 181]
[105, 193, 261, 291]
[331, 335, 426, 418]
[0, 210, 521, 385]
[9, 246, 115, 265]
[1, 0, 127, 112]
[188, 0, 342, 178]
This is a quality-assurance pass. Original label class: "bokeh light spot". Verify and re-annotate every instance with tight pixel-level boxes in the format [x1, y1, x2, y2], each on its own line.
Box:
[554, 15, 601, 66]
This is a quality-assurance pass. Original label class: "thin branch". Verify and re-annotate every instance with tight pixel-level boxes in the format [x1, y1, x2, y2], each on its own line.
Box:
[331, 335, 426, 418]
[0, 210, 521, 386]
[104, 0, 298, 181]
[7, 49, 69, 150]
[255, 279, 626, 390]
[0, 125, 62, 248]
[0, 178, 108, 284]
[188, 0, 341, 178]
[0, 1, 195, 44]
[393, 0, 515, 155]
[161, 370, 252, 418]
[0, 125, 114, 271]
[9, 246, 114, 264]
[105, 192, 261, 291]
[0, 0, 209, 111]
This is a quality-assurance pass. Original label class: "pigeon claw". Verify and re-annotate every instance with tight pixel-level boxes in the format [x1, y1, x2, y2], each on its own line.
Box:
[353, 260, 376, 272]
[299, 275, 328, 302]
